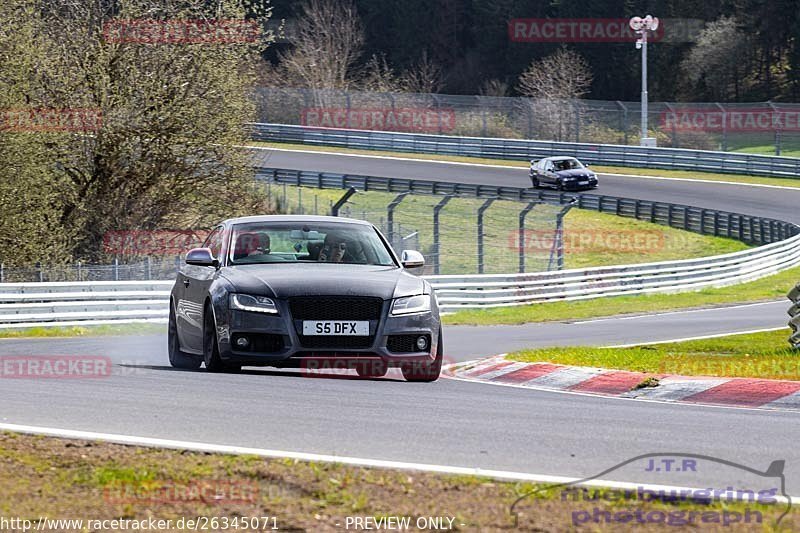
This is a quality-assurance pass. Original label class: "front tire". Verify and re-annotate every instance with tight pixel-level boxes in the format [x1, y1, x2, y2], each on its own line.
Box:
[168, 303, 201, 370]
[203, 304, 241, 373]
[401, 328, 443, 382]
[530, 176, 541, 189]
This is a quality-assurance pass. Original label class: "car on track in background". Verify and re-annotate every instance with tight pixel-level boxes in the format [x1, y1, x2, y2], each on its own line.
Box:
[530, 156, 598, 191]
[168, 215, 443, 381]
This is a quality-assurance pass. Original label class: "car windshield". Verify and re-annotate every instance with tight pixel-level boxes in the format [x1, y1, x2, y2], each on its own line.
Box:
[228, 221, 396, 266]
[554, 158, 584, 171]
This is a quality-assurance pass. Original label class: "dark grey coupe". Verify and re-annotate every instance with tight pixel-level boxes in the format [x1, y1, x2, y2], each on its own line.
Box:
[168, 215, 443, 381]
[529, 156, 598, 191]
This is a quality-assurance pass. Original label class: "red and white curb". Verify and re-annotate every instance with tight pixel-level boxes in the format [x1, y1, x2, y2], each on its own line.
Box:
[445, 355, 800, 411]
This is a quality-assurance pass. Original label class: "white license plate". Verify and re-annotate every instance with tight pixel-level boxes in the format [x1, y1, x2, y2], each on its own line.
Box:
[579, 181, 589, 185]
[303, 321, 369, 336]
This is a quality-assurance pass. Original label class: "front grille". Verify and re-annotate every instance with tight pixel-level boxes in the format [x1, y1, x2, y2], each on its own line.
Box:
[387, 334, 430, 354]
[299, 335, 373, 349]
[289, 296, 383, 321]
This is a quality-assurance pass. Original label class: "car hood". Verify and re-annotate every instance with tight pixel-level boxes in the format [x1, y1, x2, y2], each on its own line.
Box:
[220, 264, 426, 300]
[555, 169, 595, 178]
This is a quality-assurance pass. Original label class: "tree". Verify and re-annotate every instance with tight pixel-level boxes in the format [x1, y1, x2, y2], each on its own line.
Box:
[679, 16, 752, 101]
[0, 0, 275, 264]
[277, 0, 364, 97]
[517, 47, 593, 141]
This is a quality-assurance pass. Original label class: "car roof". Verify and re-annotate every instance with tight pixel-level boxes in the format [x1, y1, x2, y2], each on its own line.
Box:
[544, 156, 579, 161]
[220, 214, 373, 227]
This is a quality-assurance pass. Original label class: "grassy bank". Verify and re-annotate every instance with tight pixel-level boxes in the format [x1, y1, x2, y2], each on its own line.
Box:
[443, 265, 798, 326]
[0, 432, 793, 531]
[509, 329, 800, 380]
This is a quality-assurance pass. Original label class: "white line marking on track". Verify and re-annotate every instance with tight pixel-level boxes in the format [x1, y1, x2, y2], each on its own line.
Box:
[603, 327, 787, 348]
[570, 300, 786, 324]
[0, 422, 795, 505]
[247, 145, 800, 191]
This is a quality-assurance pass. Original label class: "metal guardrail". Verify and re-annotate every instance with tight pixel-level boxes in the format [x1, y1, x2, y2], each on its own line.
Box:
[4, 232, 800, 327]
[0, 281, 171, 329]
[257, 168, 797, 246]
[789, 284, 800, 348]
[251, 123, 800, 178]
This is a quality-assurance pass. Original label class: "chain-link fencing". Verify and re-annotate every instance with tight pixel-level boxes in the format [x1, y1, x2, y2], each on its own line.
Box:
[255, 87, 800, 156]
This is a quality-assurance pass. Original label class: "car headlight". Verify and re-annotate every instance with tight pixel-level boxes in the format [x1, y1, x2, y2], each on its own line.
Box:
[229, 294, 279, 315]
[391, 295, 431, 316]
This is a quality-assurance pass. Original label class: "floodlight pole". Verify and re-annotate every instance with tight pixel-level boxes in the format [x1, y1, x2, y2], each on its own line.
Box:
[630, 15, 659, 147]
[640, 29, 648, 145]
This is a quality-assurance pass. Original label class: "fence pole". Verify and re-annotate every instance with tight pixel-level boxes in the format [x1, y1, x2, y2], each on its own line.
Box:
[146, 256, 152, 280]
[477, 198, 496, 274]
[114, 258, 119, 281]
[331, 187, 357, 217]
[0, 263, 3, 283]
[518, 202, 537, 274]
[37, 262, 43, 282]
[386, 192, 410, 244]
[433, 195, 454, 275]
[548, 202, 575, 271]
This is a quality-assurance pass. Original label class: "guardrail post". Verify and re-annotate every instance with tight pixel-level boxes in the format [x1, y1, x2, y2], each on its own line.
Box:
[331, 187, 357, 217]
[433, 195, 454, 275]
[518, 202, 537, 273]
[477, 198, 496, 274]
[386, 192, 410, 244]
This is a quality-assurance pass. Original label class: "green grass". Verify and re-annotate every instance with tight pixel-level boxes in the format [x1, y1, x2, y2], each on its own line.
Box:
[253, 141, 800, 188]
[443, 264, 799, 325]
[0, 323, 165, 339]
[273, 184, 747, 275]
[508, 328, 800, 380]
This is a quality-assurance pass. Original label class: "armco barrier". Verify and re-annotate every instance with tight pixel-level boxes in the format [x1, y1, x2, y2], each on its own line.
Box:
[250, 123, 800, 178]
[257, 168, 796, 245]
[0, 281, 171, 329]
[2, 233, 800, 326]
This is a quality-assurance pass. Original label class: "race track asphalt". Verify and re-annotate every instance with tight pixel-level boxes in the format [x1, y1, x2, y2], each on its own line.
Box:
[2, 148, 799, 494]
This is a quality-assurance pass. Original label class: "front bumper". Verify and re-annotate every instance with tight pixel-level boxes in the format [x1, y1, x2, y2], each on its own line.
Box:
[561, 177, 598, 190]
[216, 298, 441, 367]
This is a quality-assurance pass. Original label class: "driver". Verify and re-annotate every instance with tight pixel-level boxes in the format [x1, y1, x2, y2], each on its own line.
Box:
[318, 232, 347, 263]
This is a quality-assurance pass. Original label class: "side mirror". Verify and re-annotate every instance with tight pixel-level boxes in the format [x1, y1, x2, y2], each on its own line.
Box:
[186, 247, 219, 268]
[401, 250, 425, 269]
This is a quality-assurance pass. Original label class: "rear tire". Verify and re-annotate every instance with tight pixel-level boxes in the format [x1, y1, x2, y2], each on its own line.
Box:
[168, 303, 201, 370]
[203, 304, 241, 373]
[401, 329, 443, 382]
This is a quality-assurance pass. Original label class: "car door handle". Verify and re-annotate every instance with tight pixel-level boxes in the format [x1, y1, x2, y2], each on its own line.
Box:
[183, 279, 190, 287]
